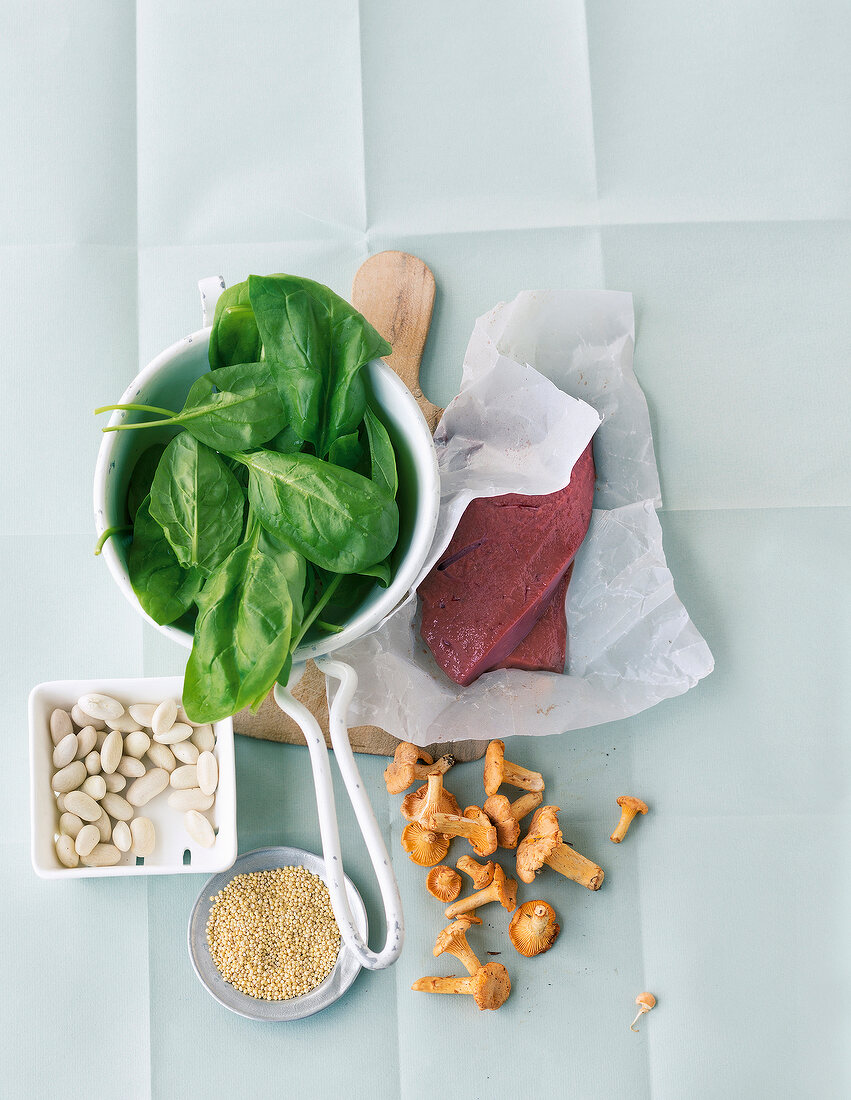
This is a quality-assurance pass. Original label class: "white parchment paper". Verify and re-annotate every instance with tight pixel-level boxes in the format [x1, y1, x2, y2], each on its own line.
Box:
[338, 290, 714, 744]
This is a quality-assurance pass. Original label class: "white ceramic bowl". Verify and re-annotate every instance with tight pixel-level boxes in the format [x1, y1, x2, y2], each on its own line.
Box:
[29, 676, 237, 878]
[93, 327, 440, 661]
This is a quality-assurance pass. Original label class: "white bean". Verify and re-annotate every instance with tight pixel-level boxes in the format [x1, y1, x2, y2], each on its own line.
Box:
[117, 756, 146, 778]
[94, 809, 112, 842]
[104, 772, 126, 793]
[126, 769, 169, 808]
[101, 793, 134, 821]
[105, 713, 142, 733]
[82, 775, 106, 801]
[100, 729, 123, 774]
[50, 709, 73, 745]
[128, 703, 157, 727]
[170, 765, 198, 790]
[58, 812, 84, 839]
[52, 733, 78, 769]
[151, 699, 177, 736]
[153, 723, 192, 746]
[71, 703, 104, 731]
[95, 729, 109, 751]
[77, 693, 124, 722]
[184, 810, 215, 848]
[56, 835, 79, 867]
[84, 750, 101, 776]
[130, 817, 155, 857]
[63, 790, 101, 821]
[146, 743, 177, 773]
[197, 752, 218, 796]
[81, 844, 121, 867]
[112, 820, 132, 852]
[75, 824, 100, 857]
[123, 731, 151, 759]
[167, 789, 214, 812]
[171, 741, 199, 765]
[56, 794, 67, 813]
[53, 761, 87, 794]
[75, 725, 97, 760]
[189, 724, 215, 752]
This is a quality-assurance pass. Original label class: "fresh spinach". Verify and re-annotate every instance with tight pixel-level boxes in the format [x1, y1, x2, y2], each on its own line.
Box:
[363, 404, 398, 498]
[128, 495, 204, 625]
[327, 431, 362, 471]
[182, 519, 305, 721]
[236, 449, 398, 574]
[127, 444, 166, 521]
[248, 274, 391, 457]
[208, 280, 262, 370]
[150, 433, 245, 576]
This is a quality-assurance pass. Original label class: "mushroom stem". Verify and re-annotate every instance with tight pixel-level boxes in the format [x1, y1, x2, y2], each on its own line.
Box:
[411, 756, 454, 783]
[456, 856, 495, 889]
[610, 797, 648, 843]
[416, 774, 449, 826]
[412, 975, 472, 995]
[510, 791, 543, 820]
[527, 904, 552, 937]
[544, 843, 604, 890]
[501, 758, 545, 793]
[431, 809, 497, 857]
[444, 939, 482, 977]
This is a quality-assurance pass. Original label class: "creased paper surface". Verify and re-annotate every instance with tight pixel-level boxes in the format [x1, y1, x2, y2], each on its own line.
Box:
[338, 290, 714, 743]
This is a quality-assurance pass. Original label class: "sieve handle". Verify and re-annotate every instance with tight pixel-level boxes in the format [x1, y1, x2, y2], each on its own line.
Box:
[273, 659, 404, 970]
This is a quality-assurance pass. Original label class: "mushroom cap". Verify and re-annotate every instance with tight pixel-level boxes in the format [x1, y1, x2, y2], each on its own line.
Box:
[490, 864, 518, 912]
[483, 740, 506, 796]
[401, 780, 461, 824]
[508, 900, 560, 956]
[471, 962, 511, 1010]
[384, 742, 434, 793]
[515, 805, 562, 884]
[432, 917, 478, 957]
[426, 865, 462, 902]
[483, 794, 521, 848]
[617, 795, 648, 815]
[401, 822, 450, 866]
[636, 992, 656, 1009]
[456, 856, 495, 889]
[463, 805, 498, 857]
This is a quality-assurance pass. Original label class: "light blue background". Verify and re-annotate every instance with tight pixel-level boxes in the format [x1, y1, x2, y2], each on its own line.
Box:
[1, 3, 848, 1097]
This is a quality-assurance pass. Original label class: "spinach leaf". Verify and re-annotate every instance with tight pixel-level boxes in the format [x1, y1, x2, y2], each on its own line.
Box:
[208, 280, 262, 370]
[128, 495, 203, 625]
[267, 423, 304, 455]
[247, 274, 391, 457]
[173, 361, 286, 451]
[237, 449, 398, 574]
[363, 405, 398, 498]
[150, 433, 245, 576]
[327, 431, 362, 471]
[358, 557, 392, 587]
[182, 521, 305, 722]
[127, 443, 166, 521]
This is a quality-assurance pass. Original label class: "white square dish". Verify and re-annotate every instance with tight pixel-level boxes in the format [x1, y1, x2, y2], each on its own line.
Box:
[29, 676, 237, 878]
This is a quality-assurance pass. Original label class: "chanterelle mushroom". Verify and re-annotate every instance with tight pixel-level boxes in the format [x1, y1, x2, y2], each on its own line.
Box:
[483, 739, 544, 797]
[412, 961, 511, 1011]
[483, 790, 543, 848]
[508, 900, 560, 957]
[444, 863, 517, 919]
[401, 773, 461, 825]
[432, 917, 483, 975]
[516, 806, 604, 890]
[384, 742, 455, 794]
[426, 865, 462, 903]
[456, 856, 495, 889]
[401, 821, 450, 866]
[610, 796, 648, 843]
[430, 806, 498, 857]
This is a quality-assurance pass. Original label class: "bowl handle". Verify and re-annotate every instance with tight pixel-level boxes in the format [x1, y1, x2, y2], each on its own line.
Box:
[198, 276, 226, 328]
[273, 658, 404, 970]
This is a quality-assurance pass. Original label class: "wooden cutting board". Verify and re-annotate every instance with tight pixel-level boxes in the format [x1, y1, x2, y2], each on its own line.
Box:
[233, 251, 488, 763]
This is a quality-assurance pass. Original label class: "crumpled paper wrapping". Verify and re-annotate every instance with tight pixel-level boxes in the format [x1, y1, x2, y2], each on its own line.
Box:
[336, 290, 714, 745]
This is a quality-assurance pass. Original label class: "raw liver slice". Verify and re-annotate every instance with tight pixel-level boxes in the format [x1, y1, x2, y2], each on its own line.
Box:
[418, 442, 595, 686]
[495, 565, 573, 674]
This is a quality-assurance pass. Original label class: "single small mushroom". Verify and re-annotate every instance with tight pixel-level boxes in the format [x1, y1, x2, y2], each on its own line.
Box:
[430, 806, 498, 857]
[412, 961, 511, 1011]
[483, 739, 544, 797]
[401, 821, 450, 866]
[630, 992, 656, 1031]
[483, 790, 543, 848]
[432, 917, 483, 975]
[444, 863, 517, 918]
[426, 865, 463, 903]
[610, 796, 649, 843]
[401, 773, 461, 825]
[516, 806, 604, 890]
[508, 900, 560, 957]
[456, 855, 495, 889]
[384, 742, 455, 794]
